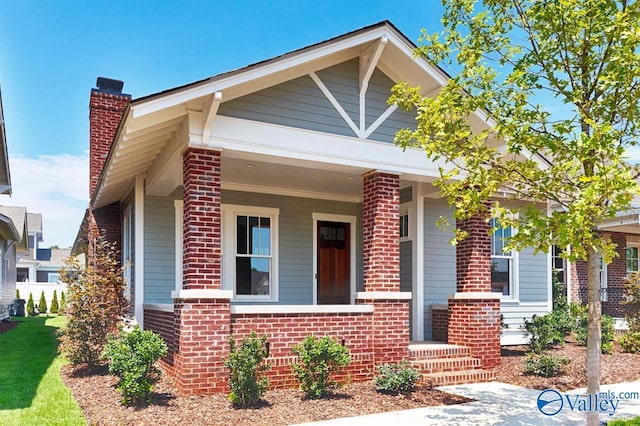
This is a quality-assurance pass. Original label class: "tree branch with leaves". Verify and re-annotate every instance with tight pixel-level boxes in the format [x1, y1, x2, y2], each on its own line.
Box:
[391, 2, 640, 423]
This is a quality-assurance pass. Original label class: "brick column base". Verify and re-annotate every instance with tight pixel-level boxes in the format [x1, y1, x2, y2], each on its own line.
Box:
[448, 294, 500, 368]
[172, 291, 232, 395]
[357, 294, 410, 364]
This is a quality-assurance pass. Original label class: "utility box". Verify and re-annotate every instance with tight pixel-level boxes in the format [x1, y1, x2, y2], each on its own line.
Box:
[13, 299, 25, 317]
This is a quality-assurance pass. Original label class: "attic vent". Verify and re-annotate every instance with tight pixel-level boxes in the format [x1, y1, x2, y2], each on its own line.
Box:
[96, 77, 124, 94]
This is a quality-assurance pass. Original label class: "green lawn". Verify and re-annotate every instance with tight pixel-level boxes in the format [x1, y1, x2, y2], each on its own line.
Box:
[0, 316, 86, 425]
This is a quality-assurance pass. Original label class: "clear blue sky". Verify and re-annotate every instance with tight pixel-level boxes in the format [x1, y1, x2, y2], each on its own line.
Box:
[0, 0, 443, 247]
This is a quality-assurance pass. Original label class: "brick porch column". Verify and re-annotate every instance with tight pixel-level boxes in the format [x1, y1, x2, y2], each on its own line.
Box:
[172, 147, 231, 395]
[448, 208, 501, 368]
[356, 171, 410, 364]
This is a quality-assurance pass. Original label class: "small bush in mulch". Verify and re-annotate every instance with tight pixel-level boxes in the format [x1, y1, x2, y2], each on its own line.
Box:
[291, 335, 351, 400]
[524, 353, 570, 377]
[224, 332, 269, 408]
[374, 362, 420, 395]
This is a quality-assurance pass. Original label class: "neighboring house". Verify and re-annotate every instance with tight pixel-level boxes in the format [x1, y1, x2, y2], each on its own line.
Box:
[16, 214, 71, 310]
[74, 21, 553, 394]
[0, 207, 28, 319]
[564, 207, 640, 318]
[0, 85, 26, 320]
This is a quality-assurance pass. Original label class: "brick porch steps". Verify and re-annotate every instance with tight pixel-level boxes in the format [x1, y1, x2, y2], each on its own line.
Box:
[409, 342, 495, 387]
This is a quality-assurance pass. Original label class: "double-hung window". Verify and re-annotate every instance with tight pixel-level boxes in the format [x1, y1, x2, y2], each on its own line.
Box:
[223, 205, 279, 301]
[627, 246, 639, 275]
[490, 218, 514, 296]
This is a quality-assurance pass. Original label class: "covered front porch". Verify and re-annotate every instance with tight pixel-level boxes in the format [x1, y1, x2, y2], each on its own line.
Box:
[136, 147, 500, 393]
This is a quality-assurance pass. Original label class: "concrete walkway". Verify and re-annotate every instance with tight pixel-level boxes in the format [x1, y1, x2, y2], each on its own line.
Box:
[295, 381, 640, 425]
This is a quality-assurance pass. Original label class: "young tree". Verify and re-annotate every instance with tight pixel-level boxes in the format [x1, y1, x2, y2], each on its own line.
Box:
[58, 235, 127, 368]
[15, 289, 20, 299]
[60, 291, 66, 313]
[391, 1, 640, 419]
[50, 290, 59, 314]
[26, 293, 35, 316]
[38, 291, 47, 314]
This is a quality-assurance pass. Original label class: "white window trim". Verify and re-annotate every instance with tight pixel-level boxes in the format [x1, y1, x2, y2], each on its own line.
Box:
[312, 213, 357, 305]
[399, 209, 410, 242]
[490, 218, 520, 301]
[600, 255, 608, 302]
[222, 204, 280, 302]
[626, 244, 639, 276]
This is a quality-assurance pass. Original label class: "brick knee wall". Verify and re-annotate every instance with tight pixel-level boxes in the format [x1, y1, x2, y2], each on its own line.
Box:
[230, 311, 376, 389]
[431, 306, 448, 342]
[448, 298, 501, 368]
[144, 309, 177, 376]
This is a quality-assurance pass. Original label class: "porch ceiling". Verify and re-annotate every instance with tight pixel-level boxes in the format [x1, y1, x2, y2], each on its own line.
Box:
[221, 157, 365, 202]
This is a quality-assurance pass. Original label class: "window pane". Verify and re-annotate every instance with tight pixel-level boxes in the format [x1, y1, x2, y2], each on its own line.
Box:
[249, 216, 259, 254]
[236, 257, 270, 296]
[236, 216, 247, 254]
[491, 258, 510, 295]
[258, 217, 271, 255]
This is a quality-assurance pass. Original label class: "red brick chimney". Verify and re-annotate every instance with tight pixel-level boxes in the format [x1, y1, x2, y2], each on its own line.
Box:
[89, 77, 130, 198]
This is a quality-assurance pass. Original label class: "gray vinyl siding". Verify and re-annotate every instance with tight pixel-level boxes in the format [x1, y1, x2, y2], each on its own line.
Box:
[222, 190, 362, 305]
[143, 196, 176, 303]
[217, 59, 415, 144]
[423, 198, 456, 341]
[365, 68, 416, 143]
[400, 241, 412, 292]
[518, 247, 548, 302]
[218, 74, 355, 137]
[316, 60, 359, 125]
[0, 242, 16, 317]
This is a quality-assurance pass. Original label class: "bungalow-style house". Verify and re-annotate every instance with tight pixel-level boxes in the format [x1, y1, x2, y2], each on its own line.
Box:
[0, 85, 28, 320]
[75, 21, 554, 394]
[17, 213, 72, 311]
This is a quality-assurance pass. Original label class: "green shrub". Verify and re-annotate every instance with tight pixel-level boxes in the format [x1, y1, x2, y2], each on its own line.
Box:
[223, 332, 269, 407]
[524, 353, 570, 377]
[26, 293, 35, 316]
[575, 313, 615, 354]
[102, 326, 168, 405]
[523, 314, 565, 354]
[58, 236, 127, 367]
[50, 290, 59, 314]
[374, 362, 420, 394]
[291, 335, 351, 399]
[38, 291, 47, 314]
[618, 331, 640, 353]
[623, 273, 640, 332]
[15, 288, 19, 299]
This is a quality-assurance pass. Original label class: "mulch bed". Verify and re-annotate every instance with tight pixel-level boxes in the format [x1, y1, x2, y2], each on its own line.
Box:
[60, 365, 472, 426]
[0, 319, 18, 334]
[494, 338, 640, 391]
